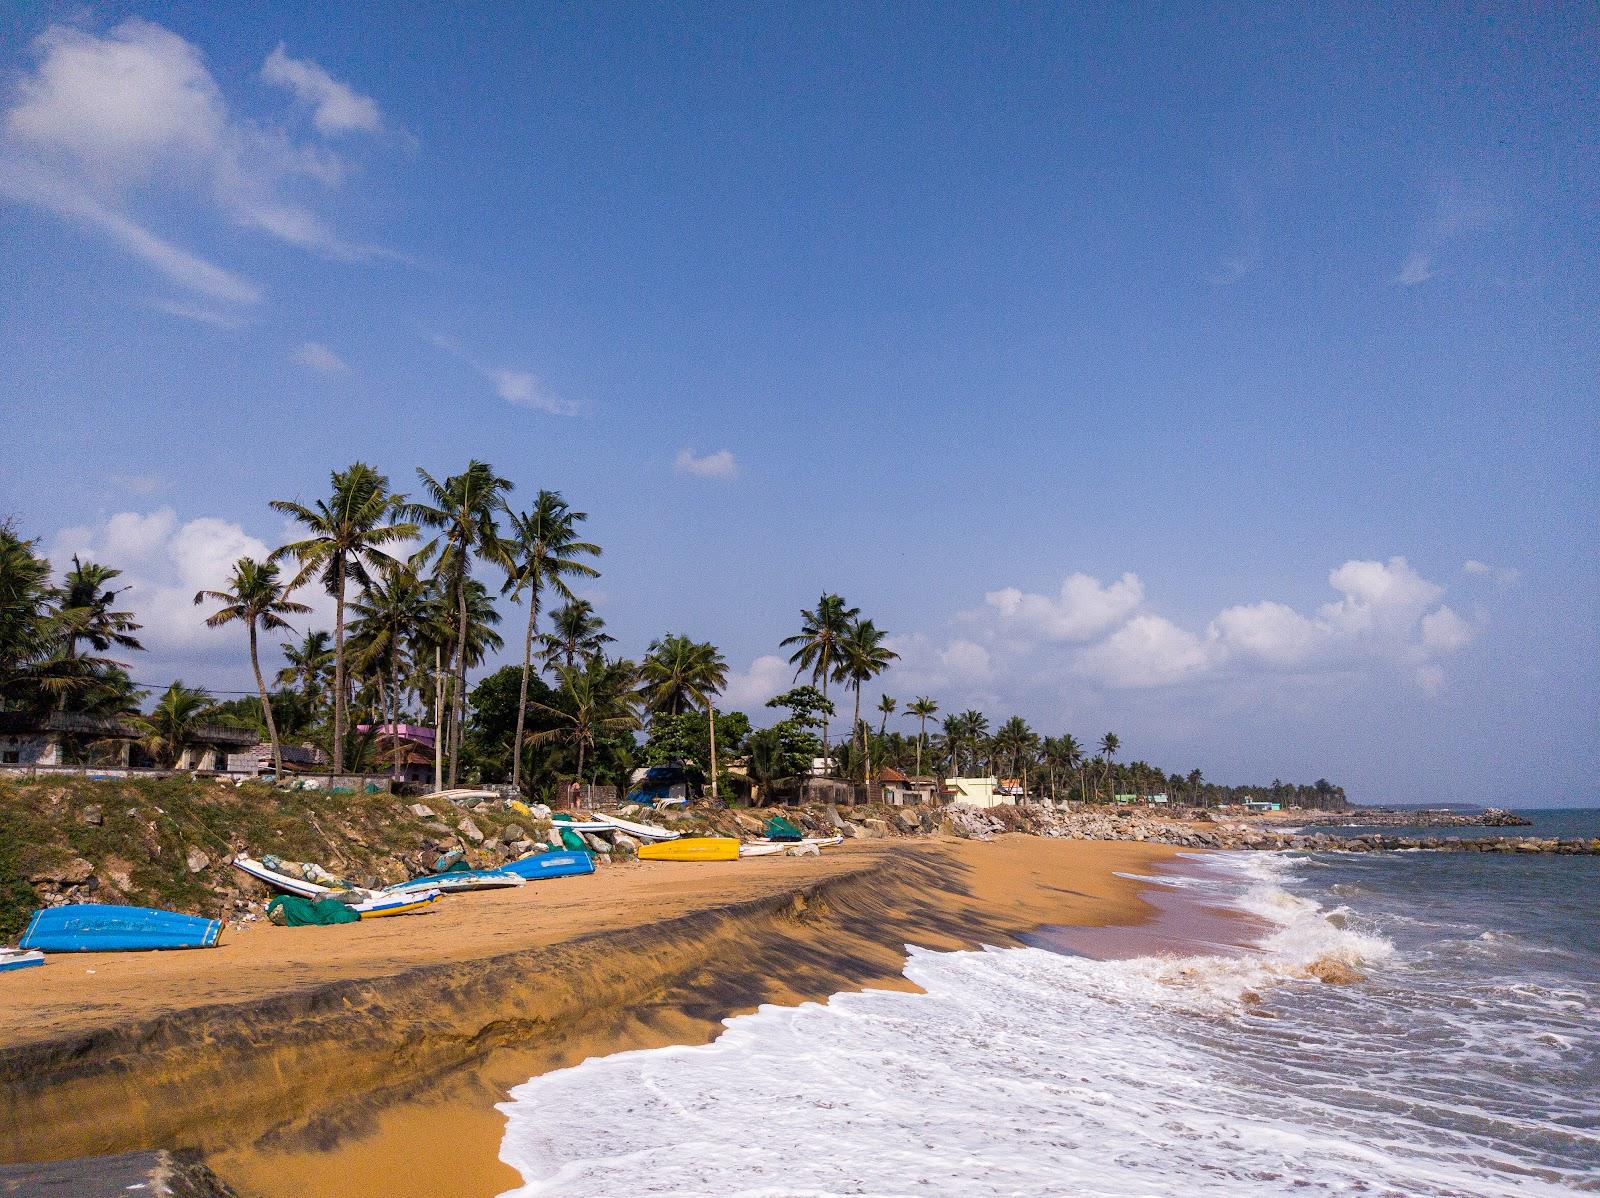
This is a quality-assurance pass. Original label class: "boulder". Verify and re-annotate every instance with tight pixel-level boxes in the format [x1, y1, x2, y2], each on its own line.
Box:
[583, 833, 612, 853]
[895, 809, 921, 832]
[423, 821, 454, 837]
[501, 823, 524, 842]
[862, 819, 890, 839]
[611, 831, 642, 852]
[457, 816, 486, 843]
[527, 802, 553, 820]
[825, 805, 848, 831]
[31, 857, 95, 885]
[409, 803, 436, 819]
[507, 839, 534, 855]
[786, 842, 821, 856]
[79, 804, 104, 827]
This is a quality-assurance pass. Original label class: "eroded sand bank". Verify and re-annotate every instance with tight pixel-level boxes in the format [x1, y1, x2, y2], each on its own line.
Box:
[0, 835, 1180, 1198]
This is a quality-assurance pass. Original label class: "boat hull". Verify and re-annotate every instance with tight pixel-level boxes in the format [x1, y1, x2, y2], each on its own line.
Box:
[382, 869, 523, 895]
[356, 891, 440, 918]
[500, 851, 597, 881]
[637, 837, 740, 862]
[591, 813, 679, 842]
[20, 904, 221, 952]
[0, 948, 45, 972]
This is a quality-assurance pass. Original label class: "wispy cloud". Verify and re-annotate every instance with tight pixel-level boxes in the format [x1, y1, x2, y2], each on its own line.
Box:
[1393, 251, 1434, 287]
[674, 448, 738, 479]
[428, 334, 579, 415]
[0, 18, 395, 301]
[291, 340, 350, 374]
[148, 297, 244, 328]
[261, 45, 382, 136]
[1392, 184, 1495, 287]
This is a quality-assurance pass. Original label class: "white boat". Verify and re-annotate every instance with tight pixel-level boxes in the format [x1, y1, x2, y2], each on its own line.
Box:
[1, 948, 45, 973]
[737, 843, 789, 857]
[751, 836, 845, 849]
[421, 788, 502, 805]
[233, 855, 443, 914]
[592, 812, 679, 842]
[382, 868, 524, 895]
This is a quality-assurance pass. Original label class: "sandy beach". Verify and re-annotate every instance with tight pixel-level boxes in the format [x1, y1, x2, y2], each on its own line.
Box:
[0, 835, 1181, 1198]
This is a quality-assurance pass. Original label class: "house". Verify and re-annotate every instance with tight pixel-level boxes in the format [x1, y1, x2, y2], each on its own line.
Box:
[945, 776, 1008, 809]
[357, 724, 437, 785]
[870, 767, 942, 807]
[0, 712, 257, 772]
[224, 742, 328, 776]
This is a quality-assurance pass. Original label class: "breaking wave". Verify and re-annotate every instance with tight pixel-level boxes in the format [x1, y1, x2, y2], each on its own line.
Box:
[497, 851, 1598, 1197]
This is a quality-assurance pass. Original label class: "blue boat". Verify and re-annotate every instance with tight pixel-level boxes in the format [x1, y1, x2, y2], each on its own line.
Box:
[19, 904, 222, 952]
[1, 948, 45, 972]
[500, 851, 597, 881]
[382, 869, 524, 895]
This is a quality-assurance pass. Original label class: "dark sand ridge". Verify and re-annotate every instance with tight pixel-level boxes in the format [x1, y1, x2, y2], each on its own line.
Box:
[0, 835, 1182, 1198]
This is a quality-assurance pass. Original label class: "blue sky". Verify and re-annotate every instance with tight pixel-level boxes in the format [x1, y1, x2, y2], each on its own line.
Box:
[2, 4, 1595, 805]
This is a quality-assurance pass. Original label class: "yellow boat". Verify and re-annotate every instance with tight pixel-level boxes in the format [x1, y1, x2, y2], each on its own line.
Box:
[356, 891, 441, 918]
[637, 837, 740, 862]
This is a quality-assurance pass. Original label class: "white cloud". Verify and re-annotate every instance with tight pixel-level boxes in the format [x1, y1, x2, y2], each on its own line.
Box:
[674, 448, 738, 479]
[1462, 559, 1491, 575]
[981, 572, 1143, 642]
[292, 340, 349, 374]
[1462, 559, 1519, 587]
[938, 639, 992, 681]
[1075, 615, 1210, 689]
[260, 45, 381, 136]
[109, 473, 168, 496]
[1393, 251, 1434, 286]
[428, 335, 579, 416]
[149, 297, 243, 327]
[948, 556, 1479, 695]
[724, 654, 793, 708]
[0, 19, 388, 298]
[47, 509, 338, 679]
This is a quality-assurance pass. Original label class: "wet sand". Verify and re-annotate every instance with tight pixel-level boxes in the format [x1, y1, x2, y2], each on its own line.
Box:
[0, 835, 1199, 1198]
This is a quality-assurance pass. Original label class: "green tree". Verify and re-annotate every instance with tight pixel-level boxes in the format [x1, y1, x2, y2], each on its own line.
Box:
[876, 694, 896, 737]
[347, 562, 429, 779]
[526, 658, 641, 793]
[1098, 731, 1121, 801]
[993, 716, 1040, 797]
[407, 461, 513, 787]
[56, 555, 144, 668]
[138, 682, 215, 768]
[836, 618, 898, 783]
[272, 463, 415, 773]
[0, 527, 67, 712]
[905, 696, 939, 776]
[538, 598, 613, 671]
[500, 490, 601, 790]
[464, 664, 562, 784]
[639, 634, 730, 799]
[193, 557, 309, 777]
[780, 593, 858, 764]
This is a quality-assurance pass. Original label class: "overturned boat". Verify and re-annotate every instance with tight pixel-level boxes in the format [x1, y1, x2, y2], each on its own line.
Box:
[20, 904, 221, 952]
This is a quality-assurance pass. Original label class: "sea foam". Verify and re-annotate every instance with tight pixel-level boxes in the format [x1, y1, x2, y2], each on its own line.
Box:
[497, 853, 1596, 1197]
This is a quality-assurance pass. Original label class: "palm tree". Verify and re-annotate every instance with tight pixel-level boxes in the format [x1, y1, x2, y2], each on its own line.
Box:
[526, 658, 640, 798]
[347, 562, 429, 779]
[193, 557, 309, 777]
[538, 599, 614, 671]
[993, 716, 1039, 798]
[276, 629, 333, 709]
[272, 463, 415, 773]
[780, 593, 858, 765]
[407, 461, 513, 787]
[56, 556, 144, 664]
[500, 491, 601, 790]
[139, 682, 214, 768]
[639, 634, 729, 799]
[1098, 731, 1121, 802]
[905, 696, 939, 776]
[0, 527, 69, 712]
[836, 619, 898, 784]
[1043, 732, 1084, 802]
[876, 694, 896, 738]
[746, 726, 784, 804]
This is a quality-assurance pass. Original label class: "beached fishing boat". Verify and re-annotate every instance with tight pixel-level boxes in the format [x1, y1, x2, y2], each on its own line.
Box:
[382, 868, 524, 895]
[737, 842, 789, 857]
[591, 812, 680, 842]
[752, 835, 846, 850]
[234, 856, 442, 915]
[501, 851, 597, 881]
[20, 904, 221, 952]
[355, 891, 441, 918]
[637, 837, 740, 862]
[1, 948, 44, 972]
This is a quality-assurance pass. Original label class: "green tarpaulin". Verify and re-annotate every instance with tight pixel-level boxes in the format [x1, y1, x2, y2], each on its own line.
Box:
[559, 827, 591, 852]
[765, 815, 803, 842]
[267, 895, 361, 927]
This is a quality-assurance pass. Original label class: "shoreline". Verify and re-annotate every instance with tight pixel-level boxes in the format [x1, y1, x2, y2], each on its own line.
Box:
[0, 835, 1195, 1198]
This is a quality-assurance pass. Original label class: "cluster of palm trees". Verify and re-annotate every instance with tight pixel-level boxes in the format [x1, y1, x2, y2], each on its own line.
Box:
[780, 593, 898, 783]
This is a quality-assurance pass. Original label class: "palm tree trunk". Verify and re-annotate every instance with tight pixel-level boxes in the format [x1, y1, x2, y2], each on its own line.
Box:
[819, 674, 830, 771]
[450, 579, 468, 789]
[852, 683, 863, 791]
[250, 621, 283, 777]
[388, 652, 401, 781]
[708, 700, 718, 804]
[915, 716, 924, 776]
[512, 576, 538, 791]
[332, 558, 347, 774]
[576, 736, 586, 805]
[432, 645, 445, 787]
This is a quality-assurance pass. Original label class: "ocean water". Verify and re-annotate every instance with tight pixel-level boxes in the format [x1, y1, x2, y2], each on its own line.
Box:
[497, 821, 1599, 1197]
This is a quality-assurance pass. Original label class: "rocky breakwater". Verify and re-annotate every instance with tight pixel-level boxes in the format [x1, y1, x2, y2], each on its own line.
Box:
[1288, 807, 1533, 828]
[937, 803, 1598, 856]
